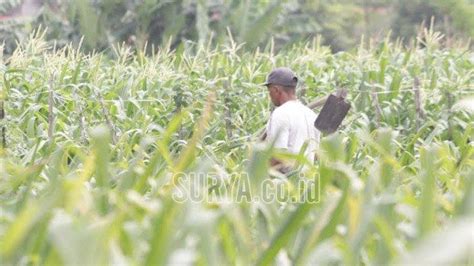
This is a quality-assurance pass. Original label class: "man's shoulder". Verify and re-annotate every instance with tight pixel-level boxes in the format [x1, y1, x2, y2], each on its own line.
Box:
[274, 100, 316, 116]
[294, 101, 318, 117]
[301, 104, 318, 116]
[272, 105, 290, 121]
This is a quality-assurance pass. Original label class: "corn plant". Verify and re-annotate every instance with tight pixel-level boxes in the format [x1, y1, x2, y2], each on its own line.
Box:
[0, 30, 473, 265]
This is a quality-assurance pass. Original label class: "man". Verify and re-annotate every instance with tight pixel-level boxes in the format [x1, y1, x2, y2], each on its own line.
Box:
[263, 67, 321, 171]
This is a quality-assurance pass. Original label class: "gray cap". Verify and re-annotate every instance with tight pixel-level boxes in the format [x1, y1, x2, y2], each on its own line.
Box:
[263, 67, 298, 87]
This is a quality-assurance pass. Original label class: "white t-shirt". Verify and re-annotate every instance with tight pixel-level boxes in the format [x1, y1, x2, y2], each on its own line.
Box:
[266, 100, 320, 163]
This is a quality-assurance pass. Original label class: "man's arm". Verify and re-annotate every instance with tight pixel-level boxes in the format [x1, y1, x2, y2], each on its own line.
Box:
[266, 112, 290, 168]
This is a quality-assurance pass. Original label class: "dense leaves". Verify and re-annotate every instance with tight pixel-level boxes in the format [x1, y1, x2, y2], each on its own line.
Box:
[0, 0, 473, 54]
[0, 30, 473, 265]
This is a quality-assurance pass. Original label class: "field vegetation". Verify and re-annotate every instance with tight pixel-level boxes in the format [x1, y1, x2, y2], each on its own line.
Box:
[0, 28, 473, 265]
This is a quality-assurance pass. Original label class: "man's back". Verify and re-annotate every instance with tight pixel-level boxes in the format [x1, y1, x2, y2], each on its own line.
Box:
[266, 100, 320, 163]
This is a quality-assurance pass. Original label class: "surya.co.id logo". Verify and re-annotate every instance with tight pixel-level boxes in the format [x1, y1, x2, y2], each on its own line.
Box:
[171, 172, 320, 204]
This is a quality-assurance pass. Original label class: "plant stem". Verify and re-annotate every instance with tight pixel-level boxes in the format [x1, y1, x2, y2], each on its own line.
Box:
[0, 100, 5, 148]
[413, 76, 425, 130]
[48, 76, 55, 143]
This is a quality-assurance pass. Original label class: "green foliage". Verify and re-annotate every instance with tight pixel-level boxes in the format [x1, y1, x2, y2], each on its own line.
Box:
[393, 0, 474, 41]
[0, 0, 22, 14]
[433, 0, 474, 38]
[1, 0, 472, 54]
[0, 31, 473, 265]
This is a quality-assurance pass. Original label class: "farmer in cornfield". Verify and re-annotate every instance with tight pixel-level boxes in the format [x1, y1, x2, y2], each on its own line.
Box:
[262, 67, 321, 173]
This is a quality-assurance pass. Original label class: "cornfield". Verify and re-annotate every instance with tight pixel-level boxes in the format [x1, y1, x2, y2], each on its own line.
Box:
[0, 30, 473, 265]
